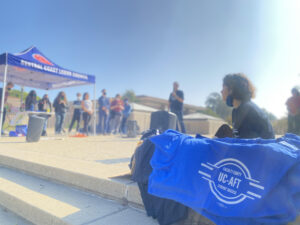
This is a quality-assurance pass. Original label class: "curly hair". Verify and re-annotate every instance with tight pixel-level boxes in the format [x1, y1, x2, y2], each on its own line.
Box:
[223, 73, 255, 102]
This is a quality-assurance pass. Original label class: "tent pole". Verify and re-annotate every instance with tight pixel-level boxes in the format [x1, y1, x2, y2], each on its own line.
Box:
[0, 53, 8, 138]
[93, 83, 96, 136]
[20, 86, 24, 111]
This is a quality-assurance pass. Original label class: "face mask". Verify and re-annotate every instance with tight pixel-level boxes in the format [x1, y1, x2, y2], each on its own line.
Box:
[226, 95, 234, 107]
[7, 88, 11, 91]
[77, 97, 81, 100]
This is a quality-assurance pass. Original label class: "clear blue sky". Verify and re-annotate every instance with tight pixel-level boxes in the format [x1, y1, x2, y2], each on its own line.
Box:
[0, 0, 299, 118]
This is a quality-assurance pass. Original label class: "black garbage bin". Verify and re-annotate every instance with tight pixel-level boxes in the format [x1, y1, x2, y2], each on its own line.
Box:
[150, 111, 177, 132]
[26, 115, 45, 142]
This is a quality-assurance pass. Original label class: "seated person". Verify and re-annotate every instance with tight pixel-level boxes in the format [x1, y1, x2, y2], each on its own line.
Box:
[217, 73, 274, 139]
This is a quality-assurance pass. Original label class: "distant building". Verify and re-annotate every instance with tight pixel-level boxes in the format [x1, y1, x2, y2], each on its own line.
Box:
[128, 103, 157, 132]
[184, 112, 225, 135]
[136, 95, 206, 115]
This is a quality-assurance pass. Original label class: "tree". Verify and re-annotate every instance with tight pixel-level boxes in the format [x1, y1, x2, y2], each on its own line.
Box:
[205, 92, 232, 122]
[122, 89, 138, 102]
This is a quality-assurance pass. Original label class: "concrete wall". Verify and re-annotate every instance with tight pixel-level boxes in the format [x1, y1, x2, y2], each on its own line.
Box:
[128, 110, 152, 132]
[184, 119, 226, 135]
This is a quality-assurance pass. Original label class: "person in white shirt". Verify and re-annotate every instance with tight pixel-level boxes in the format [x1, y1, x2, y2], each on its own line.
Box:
[81, 92, 93, 135]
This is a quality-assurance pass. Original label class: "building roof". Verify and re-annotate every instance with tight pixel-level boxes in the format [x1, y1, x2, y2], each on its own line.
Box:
[136, 95, 206, 111]
[183, 112, 223, 121]
[131, 102, 157, 112]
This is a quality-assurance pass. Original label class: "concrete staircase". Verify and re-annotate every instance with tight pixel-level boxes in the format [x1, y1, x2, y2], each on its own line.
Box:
[0, 136, 156, 225]
[0, 166, 156, 225]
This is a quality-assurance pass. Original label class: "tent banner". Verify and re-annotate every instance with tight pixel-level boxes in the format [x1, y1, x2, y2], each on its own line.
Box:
[8, 53, 95, 83]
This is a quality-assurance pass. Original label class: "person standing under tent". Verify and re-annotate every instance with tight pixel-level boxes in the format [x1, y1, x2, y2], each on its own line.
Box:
[120, 98, 132, 134]
[38, 94, 52, 136]
[109, 94, 124, 134]
[81, 92, 93, 135]
[69, 93, 82, 133]
[168, 82, 186, 133]
[25, 90, 37, 111]
[286, 87, 300, 135]
[53, 91, 68, 135]
[0, 82, 14, 134]
[97, 89, 110, 134]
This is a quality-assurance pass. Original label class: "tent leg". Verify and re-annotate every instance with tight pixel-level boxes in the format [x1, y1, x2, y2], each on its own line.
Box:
[93, 83, 96, 136]
[0, 53, 8, 138]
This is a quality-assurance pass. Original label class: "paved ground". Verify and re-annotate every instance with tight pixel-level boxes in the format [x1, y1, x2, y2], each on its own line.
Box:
[0, 134, 159, 224]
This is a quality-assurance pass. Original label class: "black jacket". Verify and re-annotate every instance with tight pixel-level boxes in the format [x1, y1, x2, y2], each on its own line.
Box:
[131, 130, 188, 225]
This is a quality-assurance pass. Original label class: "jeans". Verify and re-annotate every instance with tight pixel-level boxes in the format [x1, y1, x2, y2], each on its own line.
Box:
[39, 114, 50, 135]
[120, 116, 129, 134]
[172, 110, 186, 133]
[97, 111, 108, 134]
[109, 112, 122, 134]
[55, 112, 66, 134]
[82, 112, 91, 135]
[69, 112, 81, 132]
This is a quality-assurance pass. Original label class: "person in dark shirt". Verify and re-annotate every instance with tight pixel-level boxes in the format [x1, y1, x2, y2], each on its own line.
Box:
[221, 73, 274, 139]
[0, 82, 14, 134]
[25, 90, 37, 111]
[120, 98, 132, 134]
[53, 91, 68, 135]
[168, 82, 186, 133]
[38, 94, 52, 112]
[38, 94, 52, 136]
[68, 93, 82, 133]
[97, 89, 110, 134]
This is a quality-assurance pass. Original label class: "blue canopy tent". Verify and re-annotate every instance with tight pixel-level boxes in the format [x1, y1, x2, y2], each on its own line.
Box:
[0, 46, 96, 137]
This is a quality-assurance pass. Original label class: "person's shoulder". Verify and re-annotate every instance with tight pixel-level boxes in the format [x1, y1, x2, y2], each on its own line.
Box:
[237, 101, 257, 117]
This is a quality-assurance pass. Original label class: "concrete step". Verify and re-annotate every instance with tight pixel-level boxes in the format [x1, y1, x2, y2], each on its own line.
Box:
[0, 204, 33, 225]
[0, 147, 142, 207]
[0, 166, 157, 225]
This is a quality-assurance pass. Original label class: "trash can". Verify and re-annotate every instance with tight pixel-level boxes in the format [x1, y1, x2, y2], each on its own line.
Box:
[150, 111, 177, 132]
[127, 120, 138, 138]
[26, 115, 45, 142]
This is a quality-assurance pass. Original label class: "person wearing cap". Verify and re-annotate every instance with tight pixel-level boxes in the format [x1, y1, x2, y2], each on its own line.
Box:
[0, 82, 14, 134]
[286, 87, 300, 135]
[168, 82, 186, 133]
[97, 89, 110, 134]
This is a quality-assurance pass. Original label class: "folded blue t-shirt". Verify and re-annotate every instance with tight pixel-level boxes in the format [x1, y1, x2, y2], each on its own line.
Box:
[149, 130, 300, 225]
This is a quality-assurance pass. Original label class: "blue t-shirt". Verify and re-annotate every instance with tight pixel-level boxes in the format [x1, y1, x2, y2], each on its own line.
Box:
[149, 130, 300, 225]
[123, 104, 132, 118]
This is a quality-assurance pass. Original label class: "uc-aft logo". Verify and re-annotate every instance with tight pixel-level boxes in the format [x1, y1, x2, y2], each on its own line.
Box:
[198, 158, 264, 205]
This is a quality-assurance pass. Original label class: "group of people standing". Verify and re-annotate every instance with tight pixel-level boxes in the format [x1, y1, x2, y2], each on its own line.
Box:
[23, 88, 132, 136]
[97, 89, 132, 135]
[24, 91, 93, 136]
